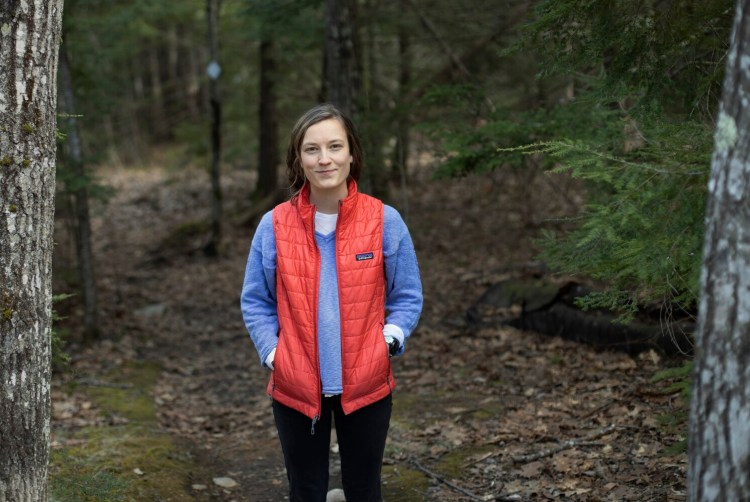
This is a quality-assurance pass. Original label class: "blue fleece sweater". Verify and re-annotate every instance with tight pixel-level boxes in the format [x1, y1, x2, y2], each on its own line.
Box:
[241, 205, 423, 394]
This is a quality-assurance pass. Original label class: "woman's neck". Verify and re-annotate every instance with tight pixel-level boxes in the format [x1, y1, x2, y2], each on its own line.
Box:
[310, 185, 347, 214]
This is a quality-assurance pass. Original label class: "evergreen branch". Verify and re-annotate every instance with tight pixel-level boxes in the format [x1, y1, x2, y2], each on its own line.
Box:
[500, 140, 706, 177]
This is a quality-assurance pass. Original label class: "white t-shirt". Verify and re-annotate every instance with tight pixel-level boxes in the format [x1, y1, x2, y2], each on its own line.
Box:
[315, 211, 338, 236]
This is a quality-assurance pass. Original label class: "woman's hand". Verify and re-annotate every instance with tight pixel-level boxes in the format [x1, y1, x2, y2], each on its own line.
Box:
[384, 336, 400, 357]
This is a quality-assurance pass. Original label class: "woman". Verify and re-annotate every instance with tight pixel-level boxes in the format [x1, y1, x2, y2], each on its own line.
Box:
[241, 103, 423, 501]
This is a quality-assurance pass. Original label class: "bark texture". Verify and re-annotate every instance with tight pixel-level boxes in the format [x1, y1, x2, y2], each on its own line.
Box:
[0, 1, 64, 501]
[688, 1, 750, 500]
[324, 0, 361, 120]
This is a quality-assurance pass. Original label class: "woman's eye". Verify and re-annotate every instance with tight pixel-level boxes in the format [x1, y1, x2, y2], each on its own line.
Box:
[331, 144, 342, 150]
[304, 147, 318, 154]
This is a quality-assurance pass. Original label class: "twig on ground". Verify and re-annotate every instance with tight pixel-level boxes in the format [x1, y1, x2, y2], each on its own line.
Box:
[462, 450, 496, 468]
[511, 424, 616, 464]
[582, 390, 635, 419]
[76, 378, 133, 389]
[411, 458, 485, 501]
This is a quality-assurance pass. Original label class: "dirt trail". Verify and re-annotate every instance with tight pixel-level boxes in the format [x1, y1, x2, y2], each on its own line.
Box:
[78, 165, 686, 501]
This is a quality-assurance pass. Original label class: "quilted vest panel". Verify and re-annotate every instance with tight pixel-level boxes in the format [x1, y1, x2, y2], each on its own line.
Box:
[268, 181, 393, 419]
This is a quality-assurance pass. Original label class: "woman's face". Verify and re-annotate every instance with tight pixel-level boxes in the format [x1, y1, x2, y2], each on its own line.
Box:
[300, 118, 352, 199]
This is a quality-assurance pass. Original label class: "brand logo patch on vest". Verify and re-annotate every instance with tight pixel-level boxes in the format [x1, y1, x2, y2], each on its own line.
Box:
[356, 252, 374, 261]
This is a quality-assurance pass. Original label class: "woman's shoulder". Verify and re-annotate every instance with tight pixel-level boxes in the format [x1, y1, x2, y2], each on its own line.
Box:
[259, 209, 274, 227]
[382, 205, 412, 250]
[383, 204, 407, 227]
[252, 210, 275, 242]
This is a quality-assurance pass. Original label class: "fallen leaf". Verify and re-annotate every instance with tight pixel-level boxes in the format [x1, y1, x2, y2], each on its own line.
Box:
[520, 461, 544, 478]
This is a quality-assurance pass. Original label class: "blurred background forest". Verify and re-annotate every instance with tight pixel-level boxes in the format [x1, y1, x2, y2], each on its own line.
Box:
[49, 0, 735, 500]
[55, 0, 732, 333]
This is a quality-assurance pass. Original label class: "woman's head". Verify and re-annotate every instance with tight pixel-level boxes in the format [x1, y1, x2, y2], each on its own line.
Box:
[286, 103, 363, 198]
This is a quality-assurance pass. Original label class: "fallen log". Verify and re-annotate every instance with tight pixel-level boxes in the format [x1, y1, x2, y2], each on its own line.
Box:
[467, 278, 694, 356]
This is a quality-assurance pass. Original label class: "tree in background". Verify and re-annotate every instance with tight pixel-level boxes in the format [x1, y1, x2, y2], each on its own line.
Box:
[242, 0, 322, 198]
[56, 0, 511, 200]
[434, 0, 732, 322]
[0, 0, 64, 499]
[58, 47, 99, 341]
[257, 36, 280, 199]
[61, 1, 188, 161]
[205, 0, 223, 256]
[52, 0, 735, 328]
[688, 0, 750, 498]
[323, 0, 362, 120]
[393, 0, 413, 215]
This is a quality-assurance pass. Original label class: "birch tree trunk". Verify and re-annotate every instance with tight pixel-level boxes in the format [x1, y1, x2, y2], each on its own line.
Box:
[0, 1, 64, 501]
[688, 1, 750, 500]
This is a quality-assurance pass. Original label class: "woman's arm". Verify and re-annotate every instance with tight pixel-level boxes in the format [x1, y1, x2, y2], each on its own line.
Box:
[383, 205, 424, 356]
[240, 211, 279, 367]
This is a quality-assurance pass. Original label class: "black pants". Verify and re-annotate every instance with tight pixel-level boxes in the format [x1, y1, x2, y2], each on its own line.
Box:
[273, 394, 392, 502]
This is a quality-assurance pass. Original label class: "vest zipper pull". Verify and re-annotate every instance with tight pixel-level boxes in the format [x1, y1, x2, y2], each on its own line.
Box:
[311, 414, 319, 435]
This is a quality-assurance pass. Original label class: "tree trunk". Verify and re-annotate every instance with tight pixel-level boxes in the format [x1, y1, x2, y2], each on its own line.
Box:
[394, 0, 412, 217]
[185, 44, 201, 121]
[59, 48, 99, 341]
[359, 2, 387, 198]
[204, 0, 223, 256]
[688, 1, 750, 500]
[167, 25, 179, 90]
[165, 25, 182, 126]
[0, 1, 64, 500]
[323, 0, 361, 120]
[148, 43, 168, 140]
[256, 37, 279, 198]
[127, 56, 147, 163]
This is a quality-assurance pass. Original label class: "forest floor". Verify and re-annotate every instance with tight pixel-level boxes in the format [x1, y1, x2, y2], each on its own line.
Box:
[50, 161, 689, 501]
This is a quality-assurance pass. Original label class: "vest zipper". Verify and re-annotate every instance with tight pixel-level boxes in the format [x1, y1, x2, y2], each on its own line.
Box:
[336, 200, 346, 412]
[311, 204, 323, 436]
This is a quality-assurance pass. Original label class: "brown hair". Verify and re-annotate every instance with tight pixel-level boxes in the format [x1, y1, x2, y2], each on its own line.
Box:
[286, 103, 363, 199]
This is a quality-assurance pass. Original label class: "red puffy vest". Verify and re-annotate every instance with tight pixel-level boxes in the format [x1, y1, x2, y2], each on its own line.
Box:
[268, 180, 394, 419]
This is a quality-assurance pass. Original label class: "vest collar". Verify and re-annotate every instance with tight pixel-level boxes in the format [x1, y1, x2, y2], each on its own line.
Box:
[296, 179, 359, 232]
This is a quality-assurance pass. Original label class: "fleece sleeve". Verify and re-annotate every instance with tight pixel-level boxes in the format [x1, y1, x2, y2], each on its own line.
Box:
[383, 205, 424, 355]
[240, 211, 279, 366]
